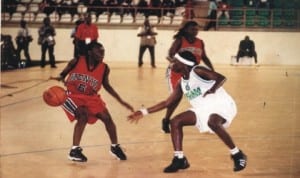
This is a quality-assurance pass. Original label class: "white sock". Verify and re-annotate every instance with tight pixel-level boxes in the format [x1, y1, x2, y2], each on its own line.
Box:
[111, 144, 117, 147]
[230, 147, 240, 155]
[174, 151, 184, 159]
[72, 146, 79, 150]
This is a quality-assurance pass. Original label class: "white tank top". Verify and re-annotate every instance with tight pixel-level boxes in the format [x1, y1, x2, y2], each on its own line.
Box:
[181, 66, 228, 108]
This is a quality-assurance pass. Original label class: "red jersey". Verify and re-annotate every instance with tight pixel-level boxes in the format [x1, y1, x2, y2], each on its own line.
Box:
[75, 23, 99, 41]
[66, 57, 106, 95]
[178, 37, 204, 64]
[169, 37, 205, 90]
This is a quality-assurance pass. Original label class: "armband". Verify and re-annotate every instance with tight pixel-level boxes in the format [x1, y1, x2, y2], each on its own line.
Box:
[139, 108, 149, 116]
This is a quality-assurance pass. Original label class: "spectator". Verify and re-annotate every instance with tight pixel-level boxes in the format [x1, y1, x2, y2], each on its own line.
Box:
[15, 20, 33, 66]
[40, 0, 56, 16]
[162, 0, 175, 16]
[38, 17, 56, 68]
[71, 19, 84, 58]
[216, 0, 230, 22]
[137, 0, 150, 17]
[137, 18, 158, 68]
[75, 13, 99, 56]
[106, 0, 119, 17]
[236, 35, 257, 64]
[174, 0, 186, 7]
[87, 0, 106, 21]
[2, 0, 19, 19]
[120, 0, 135, 20]
[1, 34, 19, 69]
[204, 0, 217, 31]
[149, 0, 162, 18]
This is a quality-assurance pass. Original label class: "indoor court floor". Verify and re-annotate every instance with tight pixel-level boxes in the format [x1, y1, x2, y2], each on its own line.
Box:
[1, 62, 299, 178]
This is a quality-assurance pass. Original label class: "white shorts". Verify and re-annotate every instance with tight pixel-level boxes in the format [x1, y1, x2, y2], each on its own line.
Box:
[189, 94, 237, 133]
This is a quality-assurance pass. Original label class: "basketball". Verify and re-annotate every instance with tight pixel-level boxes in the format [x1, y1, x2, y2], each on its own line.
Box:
[43, 86, 67, 107]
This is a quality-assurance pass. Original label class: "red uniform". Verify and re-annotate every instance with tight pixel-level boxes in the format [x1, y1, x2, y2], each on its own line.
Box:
[62, 57, 106, 124]
[75, 23, 99, 41]
[169, 37, 205, 91]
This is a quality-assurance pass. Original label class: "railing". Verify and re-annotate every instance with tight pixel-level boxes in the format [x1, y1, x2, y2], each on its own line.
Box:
[2, 4, 300, 31]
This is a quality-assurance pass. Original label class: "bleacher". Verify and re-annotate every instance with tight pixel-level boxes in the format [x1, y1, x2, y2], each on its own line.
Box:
[1, 0, 300, 30]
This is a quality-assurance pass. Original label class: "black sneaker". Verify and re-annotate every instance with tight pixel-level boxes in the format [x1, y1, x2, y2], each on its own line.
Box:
[231, 150, 247, 172]
[162, 118, 170, 133]
[68, 147, 87, 162]
[164, 156, 190, 173]
[110, 144, 127, 160]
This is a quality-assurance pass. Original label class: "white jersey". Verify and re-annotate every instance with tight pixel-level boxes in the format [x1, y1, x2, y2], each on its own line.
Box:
[180, 66, 237, 133]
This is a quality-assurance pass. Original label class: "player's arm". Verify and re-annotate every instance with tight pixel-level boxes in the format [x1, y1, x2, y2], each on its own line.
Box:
[127, 83, 183, 124]
[50, 58, 78, 82]
[194, 66, 226, 97]
[201, 41, 214, 71]
[167, 38, 181, 62]
[102, 64, 134, 112]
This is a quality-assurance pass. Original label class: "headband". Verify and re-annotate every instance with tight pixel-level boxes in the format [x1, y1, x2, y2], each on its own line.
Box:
[174, 53, 195, 66]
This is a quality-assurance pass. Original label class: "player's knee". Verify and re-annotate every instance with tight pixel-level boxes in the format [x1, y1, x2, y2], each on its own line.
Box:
[207, 114, 222, 131]
[170, 117, 182, 129]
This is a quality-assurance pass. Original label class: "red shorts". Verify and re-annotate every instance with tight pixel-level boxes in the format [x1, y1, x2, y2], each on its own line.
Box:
[62, 92, 106, 124]
[167, 69, 181, 92]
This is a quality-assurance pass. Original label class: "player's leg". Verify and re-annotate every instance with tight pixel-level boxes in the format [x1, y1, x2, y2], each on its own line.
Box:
[164, 111, 196, 173]
[207, 114, 247, 171]
[40, 44, 47, 67]
[69, 106, 89, 162]
[96, 109, 127, 160]
[138, 45, 147, 67]
[148, 45, 156, 68]
[162, 72, 182, 133]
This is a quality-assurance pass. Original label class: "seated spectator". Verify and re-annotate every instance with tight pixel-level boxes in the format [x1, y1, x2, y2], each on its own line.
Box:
[40, 0, 56, 16]
[174, 0, 186, 7]
[137, 0, 150, 17]
[162, 0, 175, 16]
[204, 0, 217, 31]
[87, 0, 106, 21]
[2, 0, 19, 19]
[217, 0, 230, 21]
[236, 35, 257, 64]
[149, 0, 162, 18]
[120, 0, 135, 19]
[106, 0, 119, 16]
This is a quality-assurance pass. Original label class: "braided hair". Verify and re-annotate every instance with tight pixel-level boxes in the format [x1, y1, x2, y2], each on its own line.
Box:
[173, 21, 199, 40]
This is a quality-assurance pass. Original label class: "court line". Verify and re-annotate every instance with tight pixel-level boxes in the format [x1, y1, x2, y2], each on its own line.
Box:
[1, 135, 299, 158]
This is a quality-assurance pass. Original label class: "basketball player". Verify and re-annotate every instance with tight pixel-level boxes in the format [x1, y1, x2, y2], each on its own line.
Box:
[52, 42, 134, 162]
[128, 51, 247, 173]
[162, 20, 214, 133]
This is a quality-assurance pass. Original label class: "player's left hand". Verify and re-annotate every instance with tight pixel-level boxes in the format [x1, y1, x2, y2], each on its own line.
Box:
[127, 111, 143, 124]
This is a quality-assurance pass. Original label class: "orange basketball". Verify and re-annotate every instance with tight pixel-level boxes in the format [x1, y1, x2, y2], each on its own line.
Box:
[43, 86, 67, 107]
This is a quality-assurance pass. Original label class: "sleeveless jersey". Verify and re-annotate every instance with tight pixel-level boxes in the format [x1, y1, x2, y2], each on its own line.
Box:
[180, 66, 228, 108]
[178, 37, 204, 63]
[168, 37, 205, 91]
[65, 57, 106, 95]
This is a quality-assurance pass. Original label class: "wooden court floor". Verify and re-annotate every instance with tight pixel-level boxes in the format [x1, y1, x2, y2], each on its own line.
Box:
[1, 62, 299, 178]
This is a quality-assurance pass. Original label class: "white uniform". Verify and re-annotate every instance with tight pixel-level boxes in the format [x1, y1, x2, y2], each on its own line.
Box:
[181, 66, 237, 133]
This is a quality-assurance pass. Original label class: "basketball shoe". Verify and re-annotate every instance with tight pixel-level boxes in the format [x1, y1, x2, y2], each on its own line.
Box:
[110, 144, 127, 160]
[231, 150, 247, 171]
[162, 118, 170, 133]
[164, 156, 190, 173]
[68, 147, 87, 162]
